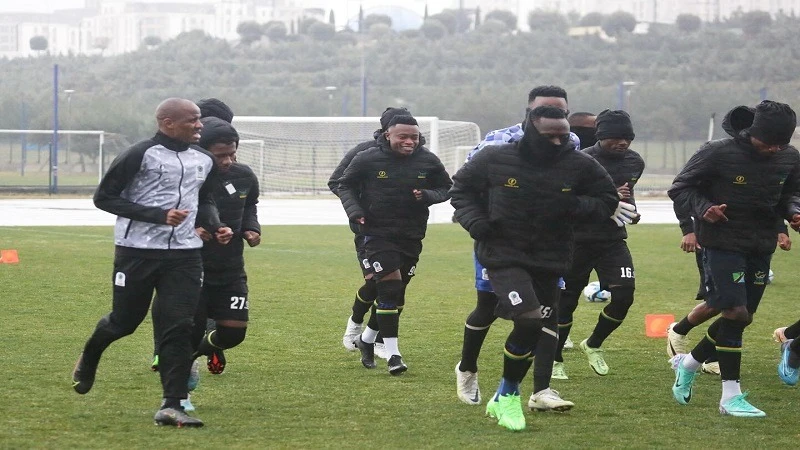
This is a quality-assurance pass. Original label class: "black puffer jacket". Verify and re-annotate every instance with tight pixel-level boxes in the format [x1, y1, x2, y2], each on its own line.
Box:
[574, 143, 645, 243]
[669, 105, 800, 254]
[337, 135, 452, 241]
[450, 137, 619, 274]
[201, 162, 260, 283]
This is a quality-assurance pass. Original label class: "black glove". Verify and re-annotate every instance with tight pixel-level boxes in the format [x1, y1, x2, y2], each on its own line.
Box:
[468, 220, 493, 240]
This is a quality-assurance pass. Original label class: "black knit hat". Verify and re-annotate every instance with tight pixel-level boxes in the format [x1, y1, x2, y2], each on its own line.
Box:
[197, 98, 234, 123]
[199, 116, 239, 150]
[749, 100, 796, 146]
[380, 107, 410, 131]
[595, 109, 635, 141]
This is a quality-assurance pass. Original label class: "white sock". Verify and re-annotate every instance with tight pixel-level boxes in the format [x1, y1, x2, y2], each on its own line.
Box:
[721, 380, 742, 404]
[680, 354, 703, 372]
[361, 327, 378, 344]
[383, 337, 400, 356]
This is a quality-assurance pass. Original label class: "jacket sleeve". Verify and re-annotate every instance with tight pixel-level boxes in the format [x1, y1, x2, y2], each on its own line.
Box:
[338, 153, 366, 222]
[572, 158, 619, 220]
[328, 142, 370, 197]
[196, 163, 223, 233]
[421, 156, 453, 206]
[450, 151, 490, 233]
[668, 143, 717, 220]
[779, 156, 800, 220]
[93, 143, 169, 224]
[673, 201, 696, 236]
[625, 155, 646, 209]
[242, 171, 261, 234]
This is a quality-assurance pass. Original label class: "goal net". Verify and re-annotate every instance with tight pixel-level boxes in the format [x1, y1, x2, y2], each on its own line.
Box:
[231, 117, 481, 197]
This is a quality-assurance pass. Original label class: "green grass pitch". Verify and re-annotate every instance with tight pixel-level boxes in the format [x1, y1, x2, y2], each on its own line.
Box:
[1, 224, 799, 448]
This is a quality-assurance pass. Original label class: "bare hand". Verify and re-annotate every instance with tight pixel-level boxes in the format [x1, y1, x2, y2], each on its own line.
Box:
[702, 204, 728, 224]
[356, 217, 365, 225]
[195, 227, 212, 241]
[617, 182, 631, 200]
[790, 214, 800, 232]
[166, 209, 189, 226]
[778, 232, 792, 251]
[413, 189, 424, 201]
[680, 232, 701, 253]
[215, 227, 234, 245]
[243, 231, 261, 247]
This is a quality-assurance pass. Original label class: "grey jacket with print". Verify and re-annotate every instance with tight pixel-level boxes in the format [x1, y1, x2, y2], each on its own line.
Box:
[94, 131, 221, 253]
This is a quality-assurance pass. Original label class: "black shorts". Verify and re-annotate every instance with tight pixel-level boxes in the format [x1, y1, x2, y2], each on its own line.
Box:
[364, 236, 422, 282]
[703, 248, 770, 313]
[202, 273, 249, 322]
[354, 235, 373, 277]
[486, 266, 561, 321]
[566, 240, 635, 291]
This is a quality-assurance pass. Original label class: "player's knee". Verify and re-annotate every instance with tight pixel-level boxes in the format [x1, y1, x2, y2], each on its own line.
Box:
[213, 326, 247, 349]
[376, 279, 404, 310]
[357, 278, 378, 303]
[606, 285, 635, 319]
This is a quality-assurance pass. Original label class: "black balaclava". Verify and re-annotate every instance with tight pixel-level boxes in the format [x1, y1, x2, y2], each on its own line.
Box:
[749, 100, 797, 146]
[519, 109, 572, 160]
[572, 126, 597, 149]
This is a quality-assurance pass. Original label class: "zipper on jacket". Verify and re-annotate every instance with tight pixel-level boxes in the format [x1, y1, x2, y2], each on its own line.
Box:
[167, 152, 186, 250]
[123, 218, 134, 239]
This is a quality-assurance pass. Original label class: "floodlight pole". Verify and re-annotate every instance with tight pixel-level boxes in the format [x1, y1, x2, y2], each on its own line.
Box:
[52, 64, 59, 195]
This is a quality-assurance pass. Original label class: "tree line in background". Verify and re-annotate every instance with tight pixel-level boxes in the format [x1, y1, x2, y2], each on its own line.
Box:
[3, 7, 800, 161]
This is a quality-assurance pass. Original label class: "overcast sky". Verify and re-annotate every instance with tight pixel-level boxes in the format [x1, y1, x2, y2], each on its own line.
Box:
[0, 0, 208, 13]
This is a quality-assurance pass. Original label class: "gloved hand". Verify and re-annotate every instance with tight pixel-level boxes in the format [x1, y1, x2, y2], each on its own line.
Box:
[611, 202, 637, 227]
[469, 220, 493, 240]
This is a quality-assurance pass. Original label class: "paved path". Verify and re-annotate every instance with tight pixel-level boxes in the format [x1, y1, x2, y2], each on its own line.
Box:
[0, 199, 678, 226]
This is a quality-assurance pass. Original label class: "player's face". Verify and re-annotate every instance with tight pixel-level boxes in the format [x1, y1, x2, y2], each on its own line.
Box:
[532, 117, 570, 145]
[166, 104, 203, 144]
[208, 142, 237, 171]
[750, 136, 787, 156]
[385, 124, 420, 156]
[529, 96, 569, 115]
[599, 138, 632, 153]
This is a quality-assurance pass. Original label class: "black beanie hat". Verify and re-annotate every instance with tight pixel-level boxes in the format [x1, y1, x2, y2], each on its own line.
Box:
[199, 116, 239, 150]
[380, 107, 410, 131]
[197, 98, 234, 123]
[749, 100, 796, 146]
[595, 109, 635, 141]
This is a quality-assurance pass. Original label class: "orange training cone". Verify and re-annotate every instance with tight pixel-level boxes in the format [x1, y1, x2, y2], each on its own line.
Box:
[0, 249, 19, 264]
[645, 314, 675, 338]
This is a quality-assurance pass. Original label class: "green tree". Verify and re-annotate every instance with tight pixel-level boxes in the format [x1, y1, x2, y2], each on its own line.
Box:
[420, 19, 447, 40]
[429, 12, 456, 34]
[299, 17, 321, 34]
[29, 36, 48, 53]
[579, 12, 605, 26]
[363, 14, 392, 31]
[308, 22, 335, 41]
[741, 10, 772, 36]
[328, 10, 335, 26]
[527, 9, 569, 34]
[92, 36, 110, 54]
[602, 11, 637, 36]
[142, 35, 162, 47]
[474, 6, 481, 27]
[485, 9, 517, 30]
[676, 14, 702, 33]
[478, 19, 508, 35]
[236, 21, 264, 45]
[264, 21, 288, 41]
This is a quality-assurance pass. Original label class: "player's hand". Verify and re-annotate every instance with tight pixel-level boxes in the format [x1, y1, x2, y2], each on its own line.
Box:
[468, 220, 493, 240]
[215, 227, 234, 245]
[412, 189, 425, 201]
[243, 231, 261, 247]
[610, 202, 637, 227]
[790, 213, 800, 232]
[778, 232, 792, 251]
[703, 204, 728, 223]
[680, 232, 701, 253]
[195, 227, 212, 241]
[354, 217, 365, 225]
[166, 209, 189, 226]
[617, 182, 631, 200]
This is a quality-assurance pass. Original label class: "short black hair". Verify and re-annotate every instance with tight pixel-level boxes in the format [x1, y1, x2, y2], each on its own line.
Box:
[569, 112, 595, 119]
[530, 105, 568, 121]
[387, 115, 418, 128]
[528, 85, 568, 103]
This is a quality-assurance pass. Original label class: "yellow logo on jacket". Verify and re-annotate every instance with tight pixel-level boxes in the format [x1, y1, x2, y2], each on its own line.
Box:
[734, 175, 746, 185]
[377, 171, 388, 179]
[504, 178, 519, 188]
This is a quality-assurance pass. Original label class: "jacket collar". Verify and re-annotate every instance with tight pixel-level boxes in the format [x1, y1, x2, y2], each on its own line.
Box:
[153, 131, 191, 152]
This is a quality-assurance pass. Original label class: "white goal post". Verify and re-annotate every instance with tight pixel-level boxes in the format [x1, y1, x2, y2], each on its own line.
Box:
[231, 117, 481, 197]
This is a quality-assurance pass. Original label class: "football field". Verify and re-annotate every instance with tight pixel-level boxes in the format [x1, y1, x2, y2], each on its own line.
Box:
[1, 224, 798, 448]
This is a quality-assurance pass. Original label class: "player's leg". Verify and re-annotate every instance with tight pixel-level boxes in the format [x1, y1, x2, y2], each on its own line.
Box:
[778, 329, 800, 386]
[774, 318, 800, 343]
[484, 267, 542, 431]
[194, 274, 249, 376]
[555, 245, 594, 378]
[73, 255, 156, 394]
[151, 255, 204, 424]
[456, 256, 497, 405]
[343, 235, 377, 351]
[529, 274, 574, 412]
[580, 240, 636, 375]
[204, 317, 225, 375]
